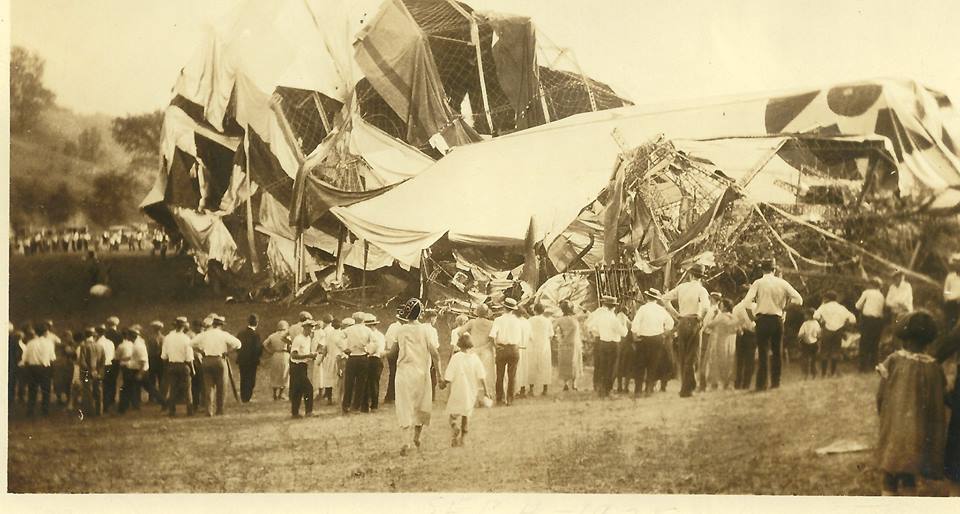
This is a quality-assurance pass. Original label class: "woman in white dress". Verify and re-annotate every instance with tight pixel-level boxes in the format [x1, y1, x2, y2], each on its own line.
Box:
[443, 333, 489, 447]
[317, 316, 343, 405]
[262, 321, 290, 401]
[394, 298, 443, 455]
[526, 303, 554, 396]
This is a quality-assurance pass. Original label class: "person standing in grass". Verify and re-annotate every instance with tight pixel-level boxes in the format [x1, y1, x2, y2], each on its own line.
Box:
[738, 260, 802, 391]
[855, 278, 886, 373]
[145, 321, 165, 406]
[885, 270, 914, 321]
[796, 308, 821, 379]
[443, 333, 489, 447]
[663, 267, 712, 397]
[289, 320, 319, 418]
[525, 303, 554, 397]
[943, 254, 960, 331]
[490, 298, 528, 405]
[21, 323, 56, 417]
[394, 298, 443, 455]
[731, 285, 756, 390]
[318, 316, 343, 405]
[342, 313, 374, 414]
[162, 317, 195, 417]
[77, 327, 105, 417]
[875, 310, 946, 496]
[236, 314, 262, 403]
[555, 300, 584, 392]
[462, 304, 496, 398]
[382, 317, 402, 405]
[262, 320, 291, 401]
[630, 289, 674, 397]
[814, 291, 856, 378]
[191, 314, 242, 416]
[701, 299, 738, 390]
[449, 314, 470, 354]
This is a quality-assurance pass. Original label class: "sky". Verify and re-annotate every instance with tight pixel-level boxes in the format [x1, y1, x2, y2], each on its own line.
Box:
[9, 0, 960, 116]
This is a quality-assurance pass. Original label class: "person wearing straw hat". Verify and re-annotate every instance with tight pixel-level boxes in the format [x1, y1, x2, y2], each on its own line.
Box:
[489, 297, 528, 405]
[191, 314, 242, 416]
[586, 295, 628, 398]
[161, 317, 194, 417]
[944, 253, 960, 330]
[262, 320, 291, 401]
[664, 266, 713, 397]
[856, 277, 886, 373]
[394, 298, 443, 454]
[737, 259, 802, 392]
[342, 313, 375, 414]
[362, 313, 386, 411]
[631, 288, 675, 397]
[289, 319, 320, 418]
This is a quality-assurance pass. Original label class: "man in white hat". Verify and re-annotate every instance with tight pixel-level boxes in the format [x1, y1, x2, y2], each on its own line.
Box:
[944, 254, 960, 330]
[362, 314, 386, 411]
[631, 288, 675, 397]
[488, 298, 528, 405]
[162, 317, 194, 416]
[342, 313, 374, 414]
[586, 295, 627, 397]
[190, 314, 242, 416]
[664, 267, 713, 397]
[289, 319, 320, 418]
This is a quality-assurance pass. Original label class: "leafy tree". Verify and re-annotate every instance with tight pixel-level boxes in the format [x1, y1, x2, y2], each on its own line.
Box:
[111, 110, 163, 165]
[43, 183, 78, 225]
[77, 126, 103, 161]
[81, 169, 141, 227]
[10, 46, 55, 135]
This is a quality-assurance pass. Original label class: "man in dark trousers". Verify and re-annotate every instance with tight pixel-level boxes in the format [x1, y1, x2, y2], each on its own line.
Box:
[236, 314, 263, 403]
[145, 321, 166, 405]
[738, 260, 803, 391]
[8, 324, 23, 408]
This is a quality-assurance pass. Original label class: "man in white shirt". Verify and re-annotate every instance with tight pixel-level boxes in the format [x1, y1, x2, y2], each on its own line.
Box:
[855, 277, 886, 373]
[814, 291, 857, 377]
[341, 312, 374, 414]
[191, 314, 242, 416]
[631, 289, 675, 397]
[885, 270, 913, 320]
[663, 268, 712, 397]
[162, 317, 194, 417]
[586, 295, 628, 398]
[117, 327, 148, 414]
[21, 323, 57, 416]
[944, 254, 960, 330]
[362, 314, 386, 411]
[739, 260, 803, 391]
[731, 284, 757, 390]
[489, 298, 528, 405]
[289, 319, 320, 418]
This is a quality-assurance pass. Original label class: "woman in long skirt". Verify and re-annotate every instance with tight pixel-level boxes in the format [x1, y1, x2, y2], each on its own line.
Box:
[526, 303, 554, 396]
[462, 305, 496, 397]
[394, 298, 443, 455]
[262, 321, 290, 401]
[318, 318, 344, 405]
[555, 301, 583, 391]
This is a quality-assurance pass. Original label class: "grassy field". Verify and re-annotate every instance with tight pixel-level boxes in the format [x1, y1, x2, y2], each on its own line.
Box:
[5, 253, 950, 494]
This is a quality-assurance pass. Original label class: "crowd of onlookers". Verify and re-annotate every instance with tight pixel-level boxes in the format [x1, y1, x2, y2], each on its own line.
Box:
[11, 228, 172, 257]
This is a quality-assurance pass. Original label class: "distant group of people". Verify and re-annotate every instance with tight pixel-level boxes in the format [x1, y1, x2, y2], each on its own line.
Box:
[12, 227, 171, 257]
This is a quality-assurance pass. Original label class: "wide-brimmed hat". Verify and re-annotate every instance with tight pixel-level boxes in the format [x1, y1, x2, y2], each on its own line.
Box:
[210, 314, 226, 324]
[600, 295, 618, 306]
[352, 311, 366, 322]
[106, 316, 120, 326]
[397, 298, 423, 321]
[150, 320, 164, 329]
[643, 288, 663, 300]
[364, 313, 380, 325]
[298, 311, 313, 322]
[949, 252, 960, 264]
[129, 324, 143, 334]
[301, 319, 318, 328]
[342, 317, 356, 327]
[503, 298, 520, 310]
[174, 316, 189, 325]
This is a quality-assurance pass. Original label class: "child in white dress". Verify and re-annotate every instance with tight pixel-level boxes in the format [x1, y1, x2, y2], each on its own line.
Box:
[443, 333, 490, 447]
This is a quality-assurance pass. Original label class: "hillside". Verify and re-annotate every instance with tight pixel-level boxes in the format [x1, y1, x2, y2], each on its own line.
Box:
[9, 106, 153, 231]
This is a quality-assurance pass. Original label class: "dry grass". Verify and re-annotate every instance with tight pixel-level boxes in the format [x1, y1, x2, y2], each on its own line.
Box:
[8, 253, 950, 494]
